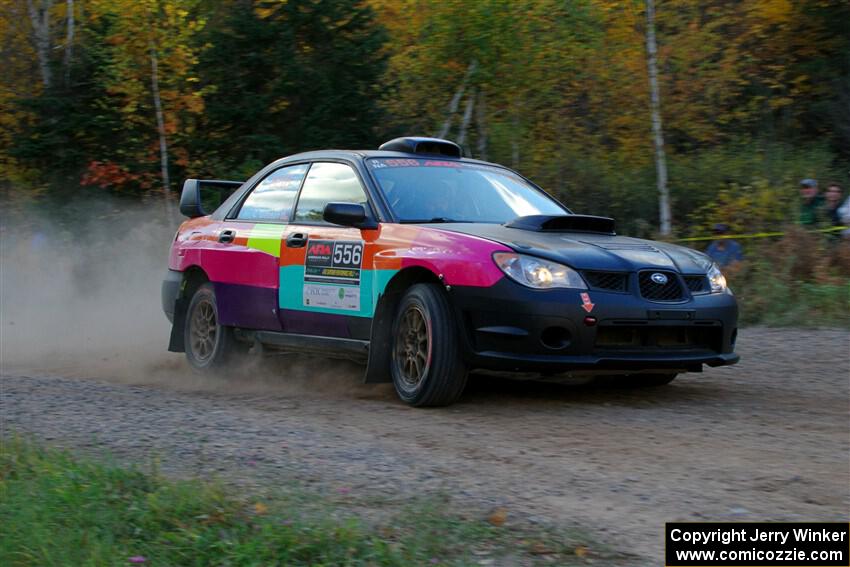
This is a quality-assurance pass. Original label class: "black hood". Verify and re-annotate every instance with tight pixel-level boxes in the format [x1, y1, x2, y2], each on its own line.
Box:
[430, 221, 711, 274]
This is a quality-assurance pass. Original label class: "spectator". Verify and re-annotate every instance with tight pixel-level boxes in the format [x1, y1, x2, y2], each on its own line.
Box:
[823, 182, 844, 227]
[837, 194, 850, 240]
[705, 223, 743, 267]
[798, 178, 823, 226]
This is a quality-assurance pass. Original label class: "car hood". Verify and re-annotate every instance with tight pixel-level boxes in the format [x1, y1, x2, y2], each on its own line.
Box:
[428, 222, 710, 273]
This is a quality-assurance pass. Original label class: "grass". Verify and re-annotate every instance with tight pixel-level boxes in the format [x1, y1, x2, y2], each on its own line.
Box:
[0, 436, 618, 566]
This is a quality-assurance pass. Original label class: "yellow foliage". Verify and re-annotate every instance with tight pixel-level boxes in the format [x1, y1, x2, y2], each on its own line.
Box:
[688, 178, 795, 237]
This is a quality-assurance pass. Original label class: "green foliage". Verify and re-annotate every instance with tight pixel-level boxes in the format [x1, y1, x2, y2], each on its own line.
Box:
[8, 13, 132, 188]
[681, 141, 843, 236]
[714, 230, 850, 327]
[0, 436, 613, 566]
[193, 0, 387, 178]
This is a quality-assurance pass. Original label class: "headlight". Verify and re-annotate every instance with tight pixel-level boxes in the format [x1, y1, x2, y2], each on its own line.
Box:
[493, 252, 586, 289]
[707, 262, 727, 293]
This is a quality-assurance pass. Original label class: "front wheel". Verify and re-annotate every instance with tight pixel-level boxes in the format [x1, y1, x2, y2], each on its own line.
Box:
[184, 283, 241, 370]
[391, 284, 468, 407]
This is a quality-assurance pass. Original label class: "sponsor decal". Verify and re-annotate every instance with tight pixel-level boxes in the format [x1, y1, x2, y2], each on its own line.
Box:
[371, 158, 419, 168]
[303, 284, 361, 311]
[368, 158, 507, 175]
[307, 242, 333, 257]
[303, 239, 364, 310]
[580, 292, 595, 313]
[423, 160, 459, 167]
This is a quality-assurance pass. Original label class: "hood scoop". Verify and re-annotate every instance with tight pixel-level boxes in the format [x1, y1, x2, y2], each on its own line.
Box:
[588, 242, 660, 252]
[505, 214, 616, 235]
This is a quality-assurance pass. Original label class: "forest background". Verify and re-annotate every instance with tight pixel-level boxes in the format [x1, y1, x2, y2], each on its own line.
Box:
[2, 0, 848, 324]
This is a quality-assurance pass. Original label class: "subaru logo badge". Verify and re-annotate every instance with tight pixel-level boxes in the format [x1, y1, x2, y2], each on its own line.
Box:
[650, 272, 668, 285]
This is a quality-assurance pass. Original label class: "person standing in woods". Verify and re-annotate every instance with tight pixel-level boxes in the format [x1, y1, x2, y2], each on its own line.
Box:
[823, 183, 844, 227]
[705, 223, 743, 267]
[838, 196, 850, 240]
[798, 179, 824, 226]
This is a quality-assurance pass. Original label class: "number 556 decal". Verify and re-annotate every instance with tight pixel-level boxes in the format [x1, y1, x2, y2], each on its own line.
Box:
[332, 242, 362, 268]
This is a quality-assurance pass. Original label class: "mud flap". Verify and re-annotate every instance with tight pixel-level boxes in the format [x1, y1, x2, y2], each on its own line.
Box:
[168, 296, 188, 353]
[364, 292, 395, 383]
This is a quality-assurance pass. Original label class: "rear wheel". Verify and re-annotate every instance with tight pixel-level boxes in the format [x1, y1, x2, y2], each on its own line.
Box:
[184, 283, 240, 370]
[391, 284, 468, 407]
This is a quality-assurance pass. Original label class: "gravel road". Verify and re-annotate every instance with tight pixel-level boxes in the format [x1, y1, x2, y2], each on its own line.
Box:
[2, 327, 848, 563]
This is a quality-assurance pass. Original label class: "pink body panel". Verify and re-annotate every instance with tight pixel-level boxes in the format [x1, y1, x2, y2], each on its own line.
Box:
[169, 219, 278, 288]
[170, 219, 509, 290]
[202, 244, 279, 288]
[396, 226, 509, 287]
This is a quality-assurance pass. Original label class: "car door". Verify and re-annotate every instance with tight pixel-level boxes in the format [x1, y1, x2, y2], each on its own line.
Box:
[202, 163, 309, 331]
[278, 161, 378, 339]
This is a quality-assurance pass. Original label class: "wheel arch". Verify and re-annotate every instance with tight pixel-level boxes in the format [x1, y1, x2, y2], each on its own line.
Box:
[364, 266, 443, 383]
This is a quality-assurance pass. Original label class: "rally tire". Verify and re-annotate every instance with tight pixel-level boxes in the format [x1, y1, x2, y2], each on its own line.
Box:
[184, 283, 241, 371]
[390, 284, 468, 407]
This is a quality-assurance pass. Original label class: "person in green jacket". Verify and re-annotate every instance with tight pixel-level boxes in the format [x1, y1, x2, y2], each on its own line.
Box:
[798, 178, 824, 226]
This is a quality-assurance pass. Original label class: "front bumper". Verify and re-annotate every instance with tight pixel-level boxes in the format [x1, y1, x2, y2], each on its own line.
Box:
[448, 277, 739, 375]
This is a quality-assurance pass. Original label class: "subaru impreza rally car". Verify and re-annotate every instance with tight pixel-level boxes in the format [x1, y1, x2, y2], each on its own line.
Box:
[162, 137, 738, 406]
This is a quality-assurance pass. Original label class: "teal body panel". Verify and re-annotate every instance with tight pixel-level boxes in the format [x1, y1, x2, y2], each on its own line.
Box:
[279, 265, 398, 317]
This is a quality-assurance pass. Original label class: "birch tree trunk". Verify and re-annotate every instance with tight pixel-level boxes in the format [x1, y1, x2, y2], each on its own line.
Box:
[26, 0, 53, 89]
[437, 60, 477, 139]
[645, 0, 672, 235]
[475, 90, 488, 161]
[456, 90, 475, 148]
[62, 0, 74, 86]
[511, 113, 520, 169]
[149, 44, 172, 213]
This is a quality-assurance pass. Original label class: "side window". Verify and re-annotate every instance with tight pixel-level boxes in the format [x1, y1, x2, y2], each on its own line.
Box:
[236, 164, 309, 221]
[293, 162, 368, 223]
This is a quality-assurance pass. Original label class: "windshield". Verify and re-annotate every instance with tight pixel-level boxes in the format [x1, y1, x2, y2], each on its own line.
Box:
[366, 158, 568, 223]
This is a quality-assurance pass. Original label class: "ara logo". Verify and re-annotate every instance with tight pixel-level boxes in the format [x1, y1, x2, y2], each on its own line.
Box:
[650, 272, 669, 285]
[307, 243, 332, 256]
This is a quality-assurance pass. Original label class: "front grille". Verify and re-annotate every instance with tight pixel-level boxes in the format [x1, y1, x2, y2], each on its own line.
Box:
[583, 271, 628, 292]
[595, 325, 721, 351]
[683, 275, 708, 293]
[638, 270, 685, 301]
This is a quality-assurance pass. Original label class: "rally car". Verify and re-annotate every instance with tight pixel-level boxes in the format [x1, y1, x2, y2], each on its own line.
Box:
[162, 137, 738, 406]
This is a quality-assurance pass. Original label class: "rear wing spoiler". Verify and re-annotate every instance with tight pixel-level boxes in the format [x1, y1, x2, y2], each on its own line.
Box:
[179, 179, 244, 218]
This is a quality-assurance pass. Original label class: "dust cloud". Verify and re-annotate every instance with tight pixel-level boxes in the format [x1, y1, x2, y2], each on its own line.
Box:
[0, 199, 377, 399]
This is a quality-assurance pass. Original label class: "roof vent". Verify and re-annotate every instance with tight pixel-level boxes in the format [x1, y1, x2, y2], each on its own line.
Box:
[378, 137, 462, 158]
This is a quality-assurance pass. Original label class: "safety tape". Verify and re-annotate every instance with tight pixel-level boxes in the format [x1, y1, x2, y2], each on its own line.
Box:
[674, 225, 849, 243]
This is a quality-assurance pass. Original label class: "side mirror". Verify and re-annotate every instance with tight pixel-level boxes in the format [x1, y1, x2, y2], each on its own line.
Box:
[179, 179, 243, 218]
[323, 202, 377, 229]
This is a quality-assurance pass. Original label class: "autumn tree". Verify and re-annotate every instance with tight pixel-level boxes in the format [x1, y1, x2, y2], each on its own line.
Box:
[194, 0, 387, 177]
[85, 0, 205, 211]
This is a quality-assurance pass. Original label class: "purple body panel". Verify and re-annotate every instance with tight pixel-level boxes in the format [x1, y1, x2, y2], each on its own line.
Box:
[279, 309, 352, 337]
[213, 283, 282, 330]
